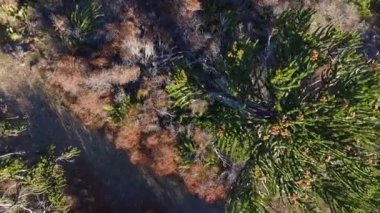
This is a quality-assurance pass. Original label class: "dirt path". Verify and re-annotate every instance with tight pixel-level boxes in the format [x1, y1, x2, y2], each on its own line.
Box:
[0, 53, 223, 212]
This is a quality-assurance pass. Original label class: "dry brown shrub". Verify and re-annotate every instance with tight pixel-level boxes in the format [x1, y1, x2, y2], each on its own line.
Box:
[144, 131, 177, 147]
[151, 90, 169, 108]
[126, 77, 181, 177]
[47, 71, 83, 101]
[84, 66, 141, 94]
[55, 56, 89, 74]
[130, 150, 150, 166]
[136, 111, 160, 132]
[0, 180, 18, 194]
[0, 0, 19, 7]
[138, 75, 170, 109]
[115, 126, 141, 150]
[47, 56, 88, 101]
[180, 164, 227, 203]
[105, 8, 150, 61]
[107, 14, 156, 63]
[88, 56, 112, 69]
[115, 128, 180, 176]
[193, 128, 211, 149]
[114, 109, 180, 176]
[145, 134, 160, 148]
[71, 92, 110, 127]
[142, 131, 180, 176]
[182, 0, 202, 13]
[43, 6, 228, 201]
[47, 56, 113, 127]
[151, 145, 179, 176]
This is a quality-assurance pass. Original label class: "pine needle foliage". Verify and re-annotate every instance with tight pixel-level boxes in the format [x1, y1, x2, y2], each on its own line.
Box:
[166, 68, 206, 110]
[167, 9, 380, 212]
[0, 146, 80, 212]
[104, 95, 132, 123]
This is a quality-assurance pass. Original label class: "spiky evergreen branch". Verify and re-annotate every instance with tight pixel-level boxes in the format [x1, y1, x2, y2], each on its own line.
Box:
[167, 9, 380, 212]
[0, 146, 80, 212]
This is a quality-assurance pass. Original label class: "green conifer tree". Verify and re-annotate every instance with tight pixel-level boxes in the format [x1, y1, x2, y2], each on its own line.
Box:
[167, 10, 380, 212]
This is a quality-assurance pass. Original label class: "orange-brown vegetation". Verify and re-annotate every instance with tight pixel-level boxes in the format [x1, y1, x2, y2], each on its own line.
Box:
[47, 56, 140, 127]
[110, 75, 227, 201]
[182, 0, 202, 18]
[115, 127, 180, 176]
[103, 8, 156, 63]
[113, 75, 180, 176]
[0, 180, 17, 195]
[180, 164, 227, 203]
[115, 123, 226, 202]
[42, 4, 228, 204]
[192, 128, 214, 161]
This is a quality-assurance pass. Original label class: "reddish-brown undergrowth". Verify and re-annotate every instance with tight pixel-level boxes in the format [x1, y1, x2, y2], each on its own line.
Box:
[113, 75, 180, 176]
[111, 76, 227, 202]
[47, 56, 140, 127]
[180, 164, 227, 203]
[116, 127, 180, 176]
[43, 5, 228, 204]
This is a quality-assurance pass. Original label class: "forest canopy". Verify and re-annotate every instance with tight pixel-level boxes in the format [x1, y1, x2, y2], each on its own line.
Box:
[1, 0, 380, 212]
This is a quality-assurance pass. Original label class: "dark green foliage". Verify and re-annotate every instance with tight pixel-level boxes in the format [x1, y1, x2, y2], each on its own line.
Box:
[167, 9, 380, 212]
[104, 95, 132, 123]
[200, 0, 239, 34]
[68, 0, 102, 43]
[224, 39, 260, 101]
[371, 0, 380, 11]
[178, 135, 197, 168]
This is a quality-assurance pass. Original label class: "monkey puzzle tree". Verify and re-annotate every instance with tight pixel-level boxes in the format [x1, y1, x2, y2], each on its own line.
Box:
[167, 10, 380, 212]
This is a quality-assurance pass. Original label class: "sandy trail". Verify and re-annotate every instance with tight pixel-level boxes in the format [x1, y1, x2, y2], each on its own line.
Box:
[0, 53, 223, 212]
